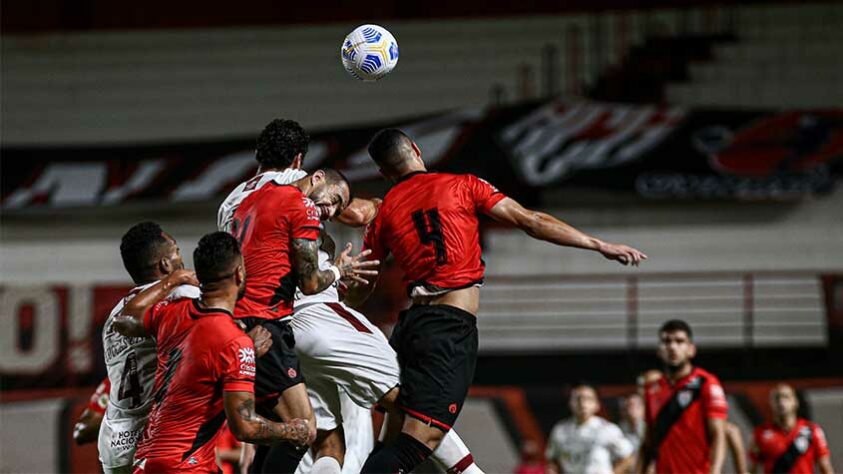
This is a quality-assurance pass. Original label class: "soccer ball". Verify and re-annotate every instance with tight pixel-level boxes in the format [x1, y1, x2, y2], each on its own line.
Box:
[341, 25, 399, 81]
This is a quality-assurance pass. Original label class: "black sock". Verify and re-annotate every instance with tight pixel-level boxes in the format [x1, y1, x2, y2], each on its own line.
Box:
[361, 433, 433, 474]
[259, 441, 307, 474]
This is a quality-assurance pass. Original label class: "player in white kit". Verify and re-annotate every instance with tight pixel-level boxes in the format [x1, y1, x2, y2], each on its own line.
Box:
[218, 119, 483, 474]
[98, 222, 200, 473]
[545, 384, 634, 474]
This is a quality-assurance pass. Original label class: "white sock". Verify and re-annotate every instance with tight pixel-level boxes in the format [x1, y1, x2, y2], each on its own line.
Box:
[431, 429, 484, 474]
[311, 456, 342, 474]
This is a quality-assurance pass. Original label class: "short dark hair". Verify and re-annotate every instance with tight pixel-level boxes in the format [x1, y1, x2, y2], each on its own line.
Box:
[256, 119, 309, 169]
[367, 128, 412, 172]
[659, 319, 693, 340]
[193, 232, 242, 285]
[120, 222, 168, 284]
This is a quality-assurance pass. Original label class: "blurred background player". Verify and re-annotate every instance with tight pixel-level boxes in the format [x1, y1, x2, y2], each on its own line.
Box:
[353, 128, 646, 473]
[546, 383, 635, 474]
[98, 222, 200, 474]
[638, 319, 729, 474]
[618, 393, 646, 456]
[73, 377, 110, 445]
[113, 232, 310, 472]
[513, 440, 546, 474]
[220, 119, 484, 474]
[749, 383, 833, 474]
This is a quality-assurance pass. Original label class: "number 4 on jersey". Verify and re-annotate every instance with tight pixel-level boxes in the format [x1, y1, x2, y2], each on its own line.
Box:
[118, 352, 143, 409]
[412, 208, 447, 265]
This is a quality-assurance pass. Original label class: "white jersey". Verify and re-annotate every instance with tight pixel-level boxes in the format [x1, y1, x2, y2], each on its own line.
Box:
[218, 169, 339, 306]
[99, 281, 199, 468]
[545, 416, 634, 474]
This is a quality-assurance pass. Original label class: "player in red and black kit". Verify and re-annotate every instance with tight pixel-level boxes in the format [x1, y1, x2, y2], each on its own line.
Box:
[113, 232, 310, 473]
[229, 169, 378, 473]
[749, 383, 833, 474]
[73, 377, 111, 445]
[638, 320, 729, 474]
[349, 128, 647, 473]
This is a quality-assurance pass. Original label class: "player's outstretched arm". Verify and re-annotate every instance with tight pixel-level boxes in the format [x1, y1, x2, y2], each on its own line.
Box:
[335, 197, 382, 227]
[112, 269, 199, 337]
[485, 197, 647, 266]
[223, 391, 310, 446]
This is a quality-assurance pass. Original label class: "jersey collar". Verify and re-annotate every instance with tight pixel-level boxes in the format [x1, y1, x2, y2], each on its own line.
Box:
[395, 170, 428, 184]
[191, 299, 234, 317]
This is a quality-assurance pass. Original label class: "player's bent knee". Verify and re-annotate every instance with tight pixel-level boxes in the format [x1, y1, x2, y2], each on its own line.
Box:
[403, 416, 446, 450]
[314, 428, 345, 466]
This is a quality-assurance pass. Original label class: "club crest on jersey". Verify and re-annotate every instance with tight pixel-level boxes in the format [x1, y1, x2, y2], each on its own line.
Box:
[795, 426, 812, 453]
[238, 347, 255, 364]
[677, 389, 693, 408]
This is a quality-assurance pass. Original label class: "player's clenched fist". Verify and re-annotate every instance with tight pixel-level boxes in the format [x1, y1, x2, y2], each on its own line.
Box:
[284, 418, 311, 446]
[246, 326, 273, 358]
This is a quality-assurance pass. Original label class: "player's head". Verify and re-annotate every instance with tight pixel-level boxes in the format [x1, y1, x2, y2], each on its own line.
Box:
[621, 393, 644, 422]
[305, 169, 352, 220]
[657, 319, 696, 369]
[569, 382, 600, 422]
[367, 128, 423, 179]
[256, 119, 309, 171]
[120, 222, 184, 285]
[769, 383, 799, 419]
[193, 232, 246, 300]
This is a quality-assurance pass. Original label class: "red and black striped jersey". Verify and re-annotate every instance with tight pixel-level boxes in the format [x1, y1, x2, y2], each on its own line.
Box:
[643, 367, 729, 474]
[134, 299, 255, 472]
[363, 172, 505, 296]
[230, 183, 321, 320]
[751, 419, 830, 474]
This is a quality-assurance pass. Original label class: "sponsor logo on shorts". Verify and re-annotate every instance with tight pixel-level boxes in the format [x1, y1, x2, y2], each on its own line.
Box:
[110, 428, 142, 450]
[287, 367, 297, 379]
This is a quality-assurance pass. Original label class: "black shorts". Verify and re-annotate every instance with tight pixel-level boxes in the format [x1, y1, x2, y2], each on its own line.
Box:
[389, 304, 478, 431]
[238, 317, 304, 419]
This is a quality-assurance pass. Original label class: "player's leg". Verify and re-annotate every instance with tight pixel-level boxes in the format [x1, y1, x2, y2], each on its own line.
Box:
[241, 317, 315, 474]
[361, 305, 478, 474]
[376, 386, 484, 473]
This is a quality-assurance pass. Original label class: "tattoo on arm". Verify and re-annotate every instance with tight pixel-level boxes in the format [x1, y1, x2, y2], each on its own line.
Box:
[292, 238, 335, 294]
[234, 398, 289, 443]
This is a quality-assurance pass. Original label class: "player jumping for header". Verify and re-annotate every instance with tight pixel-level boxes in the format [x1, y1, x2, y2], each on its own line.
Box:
[349, 128, 647, 473]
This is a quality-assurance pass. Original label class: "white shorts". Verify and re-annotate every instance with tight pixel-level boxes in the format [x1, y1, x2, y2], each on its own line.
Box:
[291, 302, 400, 431]
[97, 408, 146, 472]
[297, 391, 375, 474]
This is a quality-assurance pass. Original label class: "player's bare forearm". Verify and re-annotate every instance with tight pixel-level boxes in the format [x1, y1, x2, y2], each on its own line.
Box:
[725, 422, 748, 474]
[487, 197, 647, 266]
[224, 392, 309, 446]
[818, 455, 833, 474]
[707, 417, 727, 474]
[113, 269, 197, 337]
[335, 197, 382, 227]
[292, 238, 337, 295]
[72, 409, 102, 445]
